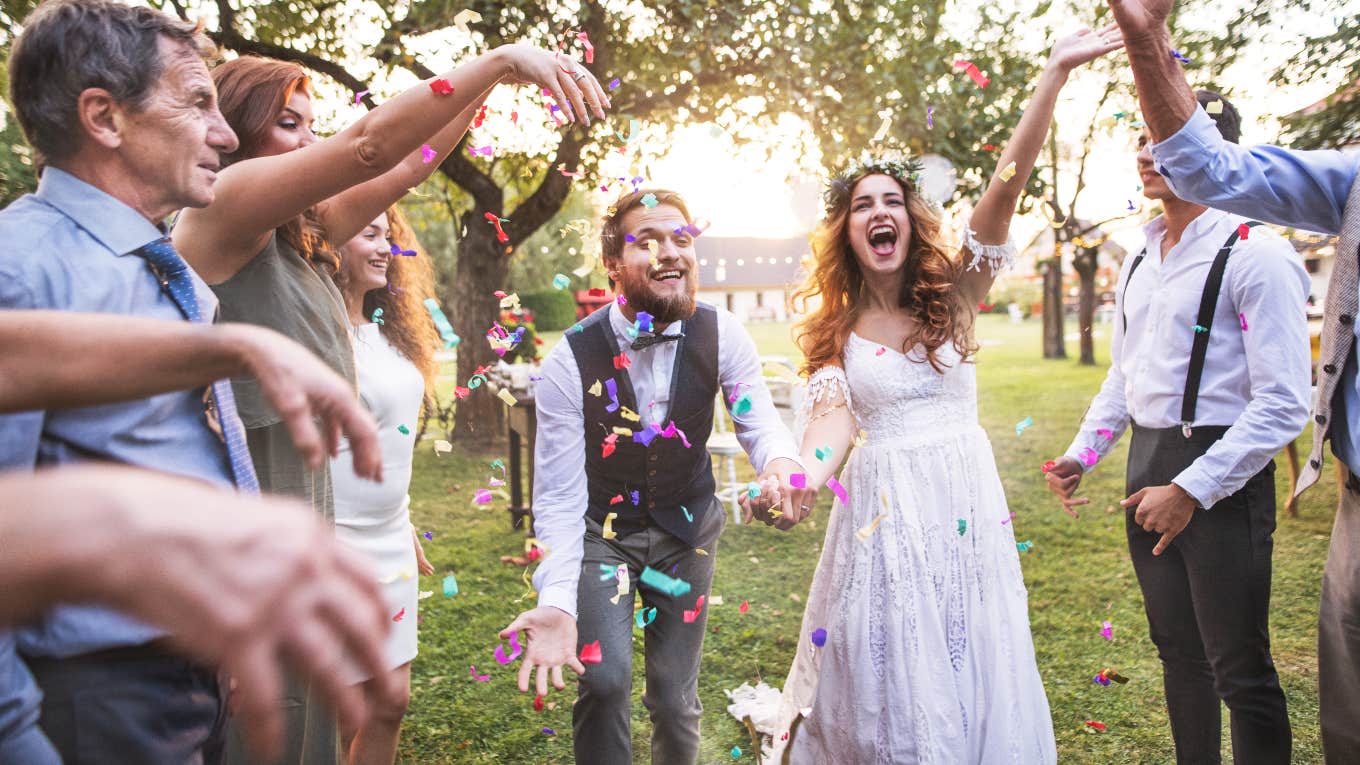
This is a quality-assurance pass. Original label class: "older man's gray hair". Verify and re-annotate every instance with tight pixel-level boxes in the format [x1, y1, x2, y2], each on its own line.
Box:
[8, 0, 215, 166]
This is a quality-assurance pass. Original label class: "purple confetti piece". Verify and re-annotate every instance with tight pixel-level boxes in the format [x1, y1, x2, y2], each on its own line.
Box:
[826, 477, 849, 504]
[608, 78, 621, 90]
[423, 531, 433, 540]
[811, 628, 827, 647]
[494, 632, 523, 664]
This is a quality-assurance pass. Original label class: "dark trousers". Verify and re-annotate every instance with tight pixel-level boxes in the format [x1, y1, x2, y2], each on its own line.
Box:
[1319, 471, 1360, 763]
[573, 499, 725, 765]
[26, 644, 225, 765]
[1126, 424, 1291, 765]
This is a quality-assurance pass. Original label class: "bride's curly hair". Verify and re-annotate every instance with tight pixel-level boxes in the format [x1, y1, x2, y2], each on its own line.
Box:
[793, 153, 976, 376]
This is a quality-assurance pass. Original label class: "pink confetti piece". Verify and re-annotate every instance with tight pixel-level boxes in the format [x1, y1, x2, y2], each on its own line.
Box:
[483, 211, 509, 242]
[1100, 620, 1113, 640]
[579, 640, 602, 664]
[473, 489, 493, 504]
[790, 473, 807, 489]
[420, 144, 436, 164]
[739, 600, 749, 614]
[953, 59, 990, 88]
[826, 477, 849, 504]
[392, 607, 406, 622]
[354, 89, 369, 105]
[1237, 222, 1251, 239]
[576, 31, 594, 63]
[876, 346, 887, 356]
[494, 632, 523, 664]
[429, 78, 454, 95]
[1078, 447, 1099, 467]
[469, 665, 490, 681]
[1239, 313, 1248, 331]
[1097, 428, 1114, 439]
[682, 594, 707, 623]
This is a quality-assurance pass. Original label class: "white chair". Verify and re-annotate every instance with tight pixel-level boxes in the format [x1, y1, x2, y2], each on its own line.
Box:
[708, 394, 747, 523]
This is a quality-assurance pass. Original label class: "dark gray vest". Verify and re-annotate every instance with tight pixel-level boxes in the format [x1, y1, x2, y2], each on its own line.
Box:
[567, 303, 719, 547]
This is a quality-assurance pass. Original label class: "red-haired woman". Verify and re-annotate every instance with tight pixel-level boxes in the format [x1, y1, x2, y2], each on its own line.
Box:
[763, 28, 1123, 763]
[329, 206, 437, 764]
[173, 46, 607, 763]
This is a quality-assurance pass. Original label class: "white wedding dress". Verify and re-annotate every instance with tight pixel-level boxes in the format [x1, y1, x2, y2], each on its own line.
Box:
[767, 315, 1056, 763]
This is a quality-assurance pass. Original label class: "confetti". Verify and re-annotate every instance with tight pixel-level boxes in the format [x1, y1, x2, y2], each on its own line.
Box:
[601, 433, 618, 459]
[533, 694, 544, 712]
[927, 105, 935, 129]
[434, 439, 452, 455]
[1017, 540, 1034, 552]
[999, 161, 1017, 182]
[552, 273, 571, 290]
[875, 346, 887, 357]
[957, 518, 967, 536]
[579, 640, 603, 664]
[371, 308, 384, 325]
[1083, 720, 1107, 733]
[739, 600, 749, 614]
[810, 628, 827, 647]
[855, 512, 889, 541]
[1237, 222, 1251, 240]
[613, 352, 631, 370]
[616, 119, 639, 145]
[1239, 313, 1248, 331]
[420, 145, 437, 164]
[418, 590, 433, 600]
[1205, 99, 1224, 115]
[1193, 324, 1208, 334]
[1015, 416, 1034, 435]
[745, 482, 761, 499]
[872, 114, 892, 142]
[790, 473, 807, 489]
[452, 9, 481, 35]
[469, 665, 490, 681]
[953, 59, 990, 87]
[423, 531, 433, 540]
[1078, 447, 1099, 467]
[826, 477, 849, 504]
[635, 606, 657, 629]
[497, 389, 518, 407]
[443, 574, 459, 597]
[681, 505, 693, 522]
[731, 746, 743, 759]
[424, 298, 460, 348]
[495, 632, 523, 664]
[682, 594, 707, 623]
[1100, 620, 1113, 640]
[483, 211, 509, 243]
[575, 31, 595, 63]
[428, 78, 455, 95]
[603, 512, 619, 539]
[474, 489, 493, 504]
[1041, 460, 1056, 473]
[1170, 49, 1192, 64]
[640, 192, 659, 209]
[392, 607, 406, 622]
[542, 728, 556, 736]
[640, 566, 691, 597]
[353, 89, 369, 105]
[390, 243, 417, 257]
[814, 446, 833, 462]
[608, 78, 621, 90]
[1097, 428, 1114, 439]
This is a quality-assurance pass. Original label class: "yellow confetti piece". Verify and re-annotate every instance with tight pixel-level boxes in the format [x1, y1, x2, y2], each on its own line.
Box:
[856, 512, 889, 541]
[1205, 100, 1223, 115]
[603, 512, 619, 540]
[612, 426, 634, 436]
[499, 293, 521, 311]
[999, 161, 1017, 182]
[609, 567, 630, 605]
[853, 429, 868, 447]
[452, 8, 481, 35]
[695, 548, 709, 556]
[497, 389, 518, 407]
[434, 439, 452, 455]
[620, 406, 641, 422]
[588, 380, 603, 396]
[872, 114, 892, 142]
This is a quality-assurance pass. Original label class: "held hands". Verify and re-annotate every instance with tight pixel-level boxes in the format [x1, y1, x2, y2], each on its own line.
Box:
[1043, 456, 1090, 518]
[1048, 24, 1125, 74]
[1122, 482, 1197, 555]
[740, 457, 818, 531]
[497, 43, 611, 125]
[500, 606, 586, 697]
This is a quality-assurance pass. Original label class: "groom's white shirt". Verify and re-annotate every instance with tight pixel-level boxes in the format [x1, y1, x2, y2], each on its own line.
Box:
[530, 302, 801, 617]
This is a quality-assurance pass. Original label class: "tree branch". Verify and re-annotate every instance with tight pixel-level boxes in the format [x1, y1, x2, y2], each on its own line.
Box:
[210, 0, 370, 95]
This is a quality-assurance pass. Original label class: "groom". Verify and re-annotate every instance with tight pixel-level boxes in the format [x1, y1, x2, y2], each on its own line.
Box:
[501, 188, 811, 764]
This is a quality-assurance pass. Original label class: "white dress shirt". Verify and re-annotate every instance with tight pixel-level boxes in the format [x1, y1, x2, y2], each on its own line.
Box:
[531, 302, 802, 617]
[1065, 208, 1311, 508]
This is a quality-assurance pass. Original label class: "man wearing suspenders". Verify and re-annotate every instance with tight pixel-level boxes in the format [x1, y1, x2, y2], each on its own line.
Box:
[1045, 92, 1310, 765]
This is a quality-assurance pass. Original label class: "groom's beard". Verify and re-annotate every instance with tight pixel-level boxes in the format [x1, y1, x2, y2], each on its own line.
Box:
[618, 268, 698, 325]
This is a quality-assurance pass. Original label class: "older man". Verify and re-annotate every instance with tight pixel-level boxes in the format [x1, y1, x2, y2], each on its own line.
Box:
[0, 0, 332, 760]
[1108, 0, 1360, 761]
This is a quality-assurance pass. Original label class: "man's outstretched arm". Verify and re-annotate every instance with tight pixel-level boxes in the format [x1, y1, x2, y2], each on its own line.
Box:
[0, 310, 381, 479]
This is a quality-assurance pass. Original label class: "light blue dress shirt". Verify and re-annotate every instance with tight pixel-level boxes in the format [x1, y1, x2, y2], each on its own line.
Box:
[1151, 106, 1360, 468]
[0, 168, 236, 748]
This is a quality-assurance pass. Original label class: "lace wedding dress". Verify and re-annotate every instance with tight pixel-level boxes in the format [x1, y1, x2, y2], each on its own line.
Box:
[765, 238, 1056, 764]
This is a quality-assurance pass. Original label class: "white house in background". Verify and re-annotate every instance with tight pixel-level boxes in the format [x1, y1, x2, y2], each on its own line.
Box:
[695, 236, 808, 322]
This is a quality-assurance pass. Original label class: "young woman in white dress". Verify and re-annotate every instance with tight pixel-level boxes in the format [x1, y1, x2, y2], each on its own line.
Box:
[331, 207, 438, 764]
[764, 28, 1124, 764]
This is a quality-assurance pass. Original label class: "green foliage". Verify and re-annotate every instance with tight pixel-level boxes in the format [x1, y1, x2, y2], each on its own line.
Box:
[517, 289, 576, 332]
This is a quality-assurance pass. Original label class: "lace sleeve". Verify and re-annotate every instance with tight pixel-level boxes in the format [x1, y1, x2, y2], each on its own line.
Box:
[961, 224, 1018, 277]
[794, 365, 854, 443]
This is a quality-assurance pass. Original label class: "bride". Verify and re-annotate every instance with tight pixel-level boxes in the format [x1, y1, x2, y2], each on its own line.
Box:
[751, 27, 1123, 763]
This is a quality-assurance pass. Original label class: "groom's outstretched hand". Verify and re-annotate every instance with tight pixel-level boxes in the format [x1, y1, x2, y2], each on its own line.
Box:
[500, 606, 585, 697]
[1043, 456, 1089, 518]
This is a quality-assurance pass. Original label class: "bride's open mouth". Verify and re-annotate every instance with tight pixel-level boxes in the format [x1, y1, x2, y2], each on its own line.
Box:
[868, 224, 897, 256]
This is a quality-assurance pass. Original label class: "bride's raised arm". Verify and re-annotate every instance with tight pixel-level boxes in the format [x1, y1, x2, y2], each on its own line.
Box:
[960, 25, 1125, 305]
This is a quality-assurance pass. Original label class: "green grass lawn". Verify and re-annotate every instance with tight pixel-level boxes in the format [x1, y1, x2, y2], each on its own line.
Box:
[403, 314, 1334, 763]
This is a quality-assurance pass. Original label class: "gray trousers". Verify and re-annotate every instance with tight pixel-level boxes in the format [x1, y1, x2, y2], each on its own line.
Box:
[1321, 476, 1360, 763]
[573, 500, 725, 765]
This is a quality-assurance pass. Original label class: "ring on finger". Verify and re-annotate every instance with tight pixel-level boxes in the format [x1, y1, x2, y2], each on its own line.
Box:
[571, 71, 587, 82]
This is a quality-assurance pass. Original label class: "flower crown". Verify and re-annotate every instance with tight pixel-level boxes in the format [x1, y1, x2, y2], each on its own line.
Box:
[823, 151, 925, 215]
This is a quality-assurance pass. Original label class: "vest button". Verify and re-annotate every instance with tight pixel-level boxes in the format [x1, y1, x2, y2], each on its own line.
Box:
[648, 501, 656, 508]
[1343, 314, 1355, 325]
[649, 454, 658, 462]
[1317, 414, 1327, 425]
[1311, 459, 1322, 469]
[649, 469, 657, 476]
[1325, 364, 1338, 374]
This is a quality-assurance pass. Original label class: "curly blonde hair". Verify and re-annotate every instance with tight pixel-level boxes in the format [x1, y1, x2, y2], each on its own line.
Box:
[793, 168, 976, 376]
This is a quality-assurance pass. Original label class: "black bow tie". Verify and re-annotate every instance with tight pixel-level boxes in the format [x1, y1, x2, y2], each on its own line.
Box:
[631, 332, 683, 351]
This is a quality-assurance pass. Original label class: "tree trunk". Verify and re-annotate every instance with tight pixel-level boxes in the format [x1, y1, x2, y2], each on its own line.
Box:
[450, 216, 511, 444]
[1041, 244, 1066, 359]
[1073, 247, 1098, 366]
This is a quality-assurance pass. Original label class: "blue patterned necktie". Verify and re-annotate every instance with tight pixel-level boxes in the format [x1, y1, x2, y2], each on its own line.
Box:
[133, 236, 260, 492]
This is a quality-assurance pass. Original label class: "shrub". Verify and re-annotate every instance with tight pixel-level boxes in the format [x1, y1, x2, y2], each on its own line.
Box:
[518, 289, 578, 332]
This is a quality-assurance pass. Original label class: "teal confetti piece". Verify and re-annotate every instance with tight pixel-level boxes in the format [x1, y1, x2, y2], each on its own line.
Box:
[731, 395, 753, 416]
[640, 566, 691, 597]
[745, 482, 760, 499]
[1192, 324, 1208, 333]
[442, 573, 459, 598]
[731, 746, 742, 758]
[635, 606, 657, 629]
[957, 518, 967, 536]
[397, 424, 410, 435]
[371, 307, 384, 325]
[640, 192, 658, 208]
[552, 273, 571, 290]
[1014, 416, 1033, 436]
[815, 446, 833, 461]
[422, 298, 459, 347]
[681, 505, 693, 522]
[1017, 540, 1034, 553]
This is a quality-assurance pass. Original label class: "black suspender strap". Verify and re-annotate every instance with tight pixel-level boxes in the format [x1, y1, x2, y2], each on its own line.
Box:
[1180, 221, 1262, 436]
[1121, 248, 1147, 334]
